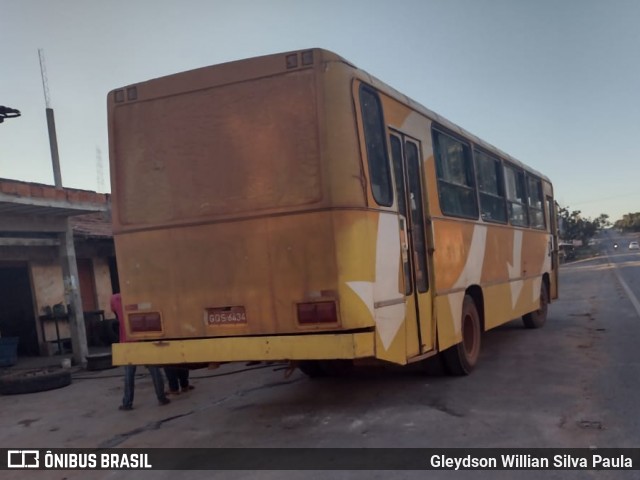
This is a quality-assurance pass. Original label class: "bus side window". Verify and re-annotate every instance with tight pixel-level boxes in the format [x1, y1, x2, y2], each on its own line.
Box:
[432, 130, 478, 219]
[527, 175, 546, 229]
[474, 149, 507, 223]
[359, 85, 393, 207]
[504, 164, 529, 227]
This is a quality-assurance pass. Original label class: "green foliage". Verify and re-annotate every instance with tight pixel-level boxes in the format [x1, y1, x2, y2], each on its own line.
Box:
[558, 207, 609, 244]
[613, 212, 640, 232]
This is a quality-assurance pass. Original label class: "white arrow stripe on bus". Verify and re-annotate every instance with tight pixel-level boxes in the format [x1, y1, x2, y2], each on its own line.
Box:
[347, 213, 405, 351]
[449, 225, 487, 334]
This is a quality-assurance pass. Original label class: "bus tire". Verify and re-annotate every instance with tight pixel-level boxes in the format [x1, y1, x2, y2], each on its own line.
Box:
[441, 295, 481, 376]
[522, 281, 548, 329]
[320, 360, 353, 376]
[0, 368, 72, 395]
[298, 361, 327, 378]
[298, 360, 353, 378]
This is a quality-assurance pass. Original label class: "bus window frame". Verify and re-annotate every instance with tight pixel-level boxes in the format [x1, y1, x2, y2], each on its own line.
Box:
[526, 174, 546, 230]
[473, 147, 508, 224]
[358, 84, 393, 208]
[431, 126, 479, 220]
[504, 161, 529, 227]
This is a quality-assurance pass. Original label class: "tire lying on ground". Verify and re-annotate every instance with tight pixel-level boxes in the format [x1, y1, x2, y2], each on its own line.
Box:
[0, 367, 72, 395]
[85, 353, 115, 371]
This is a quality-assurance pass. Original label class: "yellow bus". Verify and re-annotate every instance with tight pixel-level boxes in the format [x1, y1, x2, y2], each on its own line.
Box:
[110, 48, 558, 376]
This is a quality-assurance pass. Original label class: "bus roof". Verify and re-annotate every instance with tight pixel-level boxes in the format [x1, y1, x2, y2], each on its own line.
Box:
[110, 47, 550, 184]
[337, 52, 551, 184]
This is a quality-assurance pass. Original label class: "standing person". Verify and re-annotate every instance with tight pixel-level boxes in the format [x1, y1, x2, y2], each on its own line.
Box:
[164, 365, 195, 395]
[111, 293, 170, 410]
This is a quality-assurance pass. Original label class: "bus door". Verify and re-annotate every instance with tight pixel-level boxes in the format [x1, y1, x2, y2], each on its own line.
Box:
[389, 132, 434, 356]
[546, 196, 559, 299]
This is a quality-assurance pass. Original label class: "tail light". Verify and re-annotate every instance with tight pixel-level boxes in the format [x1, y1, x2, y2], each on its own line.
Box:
[297, 301, 338, 325]
[129, 312, 162, 332]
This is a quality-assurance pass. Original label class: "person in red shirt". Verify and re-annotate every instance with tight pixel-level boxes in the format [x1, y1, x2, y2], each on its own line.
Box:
[111, 293, 170, 410]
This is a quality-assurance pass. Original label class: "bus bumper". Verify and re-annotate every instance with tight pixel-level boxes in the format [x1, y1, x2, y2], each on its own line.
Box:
[112, 332, 376, 366]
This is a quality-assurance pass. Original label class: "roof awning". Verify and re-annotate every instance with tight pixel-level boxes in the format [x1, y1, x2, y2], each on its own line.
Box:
[0, 192, 107, 217]
[0, 179, 108, 218]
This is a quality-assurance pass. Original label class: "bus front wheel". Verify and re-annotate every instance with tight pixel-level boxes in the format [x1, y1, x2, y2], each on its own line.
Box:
[441, 295, 481, 376]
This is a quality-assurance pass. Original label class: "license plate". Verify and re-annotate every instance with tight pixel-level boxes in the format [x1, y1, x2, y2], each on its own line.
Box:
[205, 306, 247, 325]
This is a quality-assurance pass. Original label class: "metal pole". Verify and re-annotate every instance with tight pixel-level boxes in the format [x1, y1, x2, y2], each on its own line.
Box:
[39, 49, 63, 189]
[59, 218, 88, 367]
[46, 108, 63, 188]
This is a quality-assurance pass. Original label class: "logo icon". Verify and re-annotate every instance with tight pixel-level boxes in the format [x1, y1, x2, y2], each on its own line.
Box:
[7, 450, 39, 468]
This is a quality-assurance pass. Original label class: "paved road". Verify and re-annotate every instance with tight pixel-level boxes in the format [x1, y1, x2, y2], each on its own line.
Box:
[2, 252, 640, 480]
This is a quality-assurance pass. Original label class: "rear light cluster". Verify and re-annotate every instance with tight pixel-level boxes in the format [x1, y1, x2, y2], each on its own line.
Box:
[297, 301, 338, 325]
[129, 312, 162, 332]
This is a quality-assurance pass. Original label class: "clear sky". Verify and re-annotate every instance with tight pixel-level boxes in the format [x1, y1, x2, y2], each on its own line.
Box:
[1, 0, 639, 222]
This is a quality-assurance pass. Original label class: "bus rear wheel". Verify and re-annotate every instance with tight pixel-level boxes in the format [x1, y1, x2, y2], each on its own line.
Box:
[441, 295, 481, 376]
[522, 281, 548, 329]
[298, 361, 326, 378]
[298, 360, 353, 378]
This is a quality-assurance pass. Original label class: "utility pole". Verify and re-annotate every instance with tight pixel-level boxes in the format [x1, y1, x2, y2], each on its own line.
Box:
[38, 48, 88, 367]
[38, 48, 63, 189]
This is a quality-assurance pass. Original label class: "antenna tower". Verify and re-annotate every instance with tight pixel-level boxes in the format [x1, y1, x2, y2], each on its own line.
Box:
[38, 48, 52, 108]
[38, 48, 63, 188]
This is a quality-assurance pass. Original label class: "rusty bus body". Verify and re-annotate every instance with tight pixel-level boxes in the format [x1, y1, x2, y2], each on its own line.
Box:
[110, 49, 557, 375]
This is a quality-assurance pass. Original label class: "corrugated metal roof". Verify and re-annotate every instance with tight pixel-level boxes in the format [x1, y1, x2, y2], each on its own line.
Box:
[71, 211, 113, 238]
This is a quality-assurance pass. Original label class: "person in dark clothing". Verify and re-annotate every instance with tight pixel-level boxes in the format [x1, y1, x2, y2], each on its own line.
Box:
[164, 365, 195, 394]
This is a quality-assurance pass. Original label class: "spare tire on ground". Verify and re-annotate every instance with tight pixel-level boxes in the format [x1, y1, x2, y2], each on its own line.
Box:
[0, 367, 72, 395]
[86, 353, 115, 371]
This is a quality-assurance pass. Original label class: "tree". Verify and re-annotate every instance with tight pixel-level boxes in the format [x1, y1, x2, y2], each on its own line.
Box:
[614, 212, 640, 232]
[558, 207, 609, 245]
